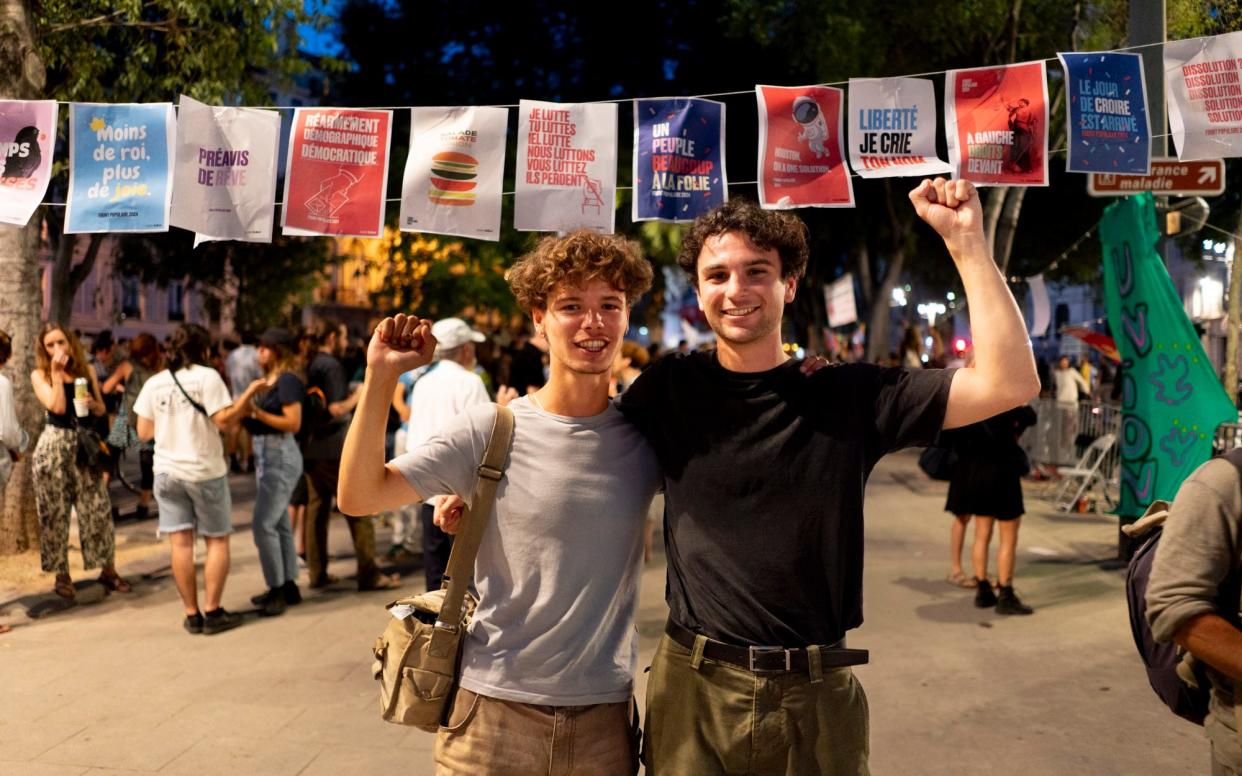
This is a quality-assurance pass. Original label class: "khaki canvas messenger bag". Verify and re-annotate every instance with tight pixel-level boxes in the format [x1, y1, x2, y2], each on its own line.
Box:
[372, 405, 514, 730]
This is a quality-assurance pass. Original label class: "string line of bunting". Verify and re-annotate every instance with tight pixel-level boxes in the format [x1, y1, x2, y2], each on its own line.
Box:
[0, 31, 1239, 242]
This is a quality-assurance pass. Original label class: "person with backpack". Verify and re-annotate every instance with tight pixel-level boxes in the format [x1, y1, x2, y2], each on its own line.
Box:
[133, 324, 256, 635]
[1146, 448, 1242, 774]
[302, 318, 398, 592]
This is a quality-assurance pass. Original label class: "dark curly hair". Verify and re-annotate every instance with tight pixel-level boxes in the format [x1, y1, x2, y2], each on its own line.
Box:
[677, 199, 809, 283]
[506, 230, 654, 311]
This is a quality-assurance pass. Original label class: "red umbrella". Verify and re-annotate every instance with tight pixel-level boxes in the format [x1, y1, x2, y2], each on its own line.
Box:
[1061, 326, 1121, 363]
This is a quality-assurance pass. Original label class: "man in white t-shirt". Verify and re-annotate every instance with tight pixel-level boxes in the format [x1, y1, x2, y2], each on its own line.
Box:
[340, 231, 659, 774]
[1053, 355, 1091, 465]
[402, 317, 501, 591]
[134, 324, 261, 636]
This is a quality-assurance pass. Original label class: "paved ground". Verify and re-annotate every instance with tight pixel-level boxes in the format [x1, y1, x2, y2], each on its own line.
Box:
[0, 450, 1207, 775]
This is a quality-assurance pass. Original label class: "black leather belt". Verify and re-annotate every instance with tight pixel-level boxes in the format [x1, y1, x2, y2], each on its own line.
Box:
[665, 619, 869, 674]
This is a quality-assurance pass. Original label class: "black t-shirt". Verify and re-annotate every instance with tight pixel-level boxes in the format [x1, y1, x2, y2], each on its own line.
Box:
[243, 372, 304, 435]
[617, 351, 955, 648]
[303, 352, 349, 459]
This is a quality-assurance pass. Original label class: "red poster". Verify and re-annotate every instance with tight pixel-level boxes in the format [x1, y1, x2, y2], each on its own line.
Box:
[282, 107, 393, 237]
[755, 85, 853, 208]
[945, 61, 1049, 186]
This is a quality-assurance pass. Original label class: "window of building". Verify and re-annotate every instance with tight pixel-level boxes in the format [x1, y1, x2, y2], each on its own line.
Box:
[121, 277, 142, 319]
[168, 281, 185, 322]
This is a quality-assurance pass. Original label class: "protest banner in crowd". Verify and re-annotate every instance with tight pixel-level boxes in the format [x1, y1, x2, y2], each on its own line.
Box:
[170, 96, 281, 244]
[0, 100, 58, 227]
[65, 102, 175, 233]
[1165, 31, 1242, 159]
[754, 85, 852, 208]
[633, 97, 727, 221]
[515, 99, 617, 233]
[1059, 52, 1151, 174]
[282, 107, 392, 238]
[846, 78, 951, 179]
[946, 61, 1049, 186]
[400, 106, 508, 241]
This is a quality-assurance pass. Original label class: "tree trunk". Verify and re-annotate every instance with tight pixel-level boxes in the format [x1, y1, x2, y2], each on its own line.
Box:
[1224, 207, 1242, 408]
[0, 0, 45, 554]
[994, 186, 1029, 276]
[864, 247, 906, 362]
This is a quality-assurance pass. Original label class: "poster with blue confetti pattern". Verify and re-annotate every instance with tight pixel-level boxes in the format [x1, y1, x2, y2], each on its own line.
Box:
[1059, 52, 1151, 175]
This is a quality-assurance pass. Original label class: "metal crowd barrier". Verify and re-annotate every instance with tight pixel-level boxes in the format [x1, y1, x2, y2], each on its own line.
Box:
[1022, 397, 1122, 489]
[1214, 423, 1242, 456]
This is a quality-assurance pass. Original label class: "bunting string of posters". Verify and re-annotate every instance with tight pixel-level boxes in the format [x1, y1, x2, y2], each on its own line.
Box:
[8, 34, 1241, 242]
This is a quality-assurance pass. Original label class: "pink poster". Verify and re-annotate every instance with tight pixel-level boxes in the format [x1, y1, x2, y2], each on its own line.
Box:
[945, 61, 1049, 186]
[0, 100, 58, 226]
[282, 108, 392, 238]
[755, 85, 853, 209]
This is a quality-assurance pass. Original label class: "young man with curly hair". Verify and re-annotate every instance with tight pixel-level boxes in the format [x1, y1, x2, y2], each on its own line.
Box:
[339, 230, 660, 775]
[618, 179, 1040, 774]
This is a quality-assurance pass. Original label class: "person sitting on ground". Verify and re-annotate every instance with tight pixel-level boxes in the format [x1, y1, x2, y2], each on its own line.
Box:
[134, 324, 258, 635]
[31, 323, 130, 600]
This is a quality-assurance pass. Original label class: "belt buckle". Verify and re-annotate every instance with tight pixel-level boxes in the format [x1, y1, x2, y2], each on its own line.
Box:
[748, 645, 790, 672]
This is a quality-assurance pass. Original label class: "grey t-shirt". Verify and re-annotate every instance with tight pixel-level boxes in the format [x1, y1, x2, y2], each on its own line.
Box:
[391, 396, 661, 705]
[1147, 452, 1242, 770]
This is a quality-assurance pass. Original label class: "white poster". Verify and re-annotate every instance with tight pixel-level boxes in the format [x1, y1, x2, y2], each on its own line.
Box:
[847, 78, 952, 178]
[0, 100, 57, 226]
[824, 273, 858, 327]
[514, 99, 616, 233]
[399, 106, 507, 241]
[1166, 31, 1242, 160]
[1027, 273, 1050, 337]
[170, 96, 280, 244]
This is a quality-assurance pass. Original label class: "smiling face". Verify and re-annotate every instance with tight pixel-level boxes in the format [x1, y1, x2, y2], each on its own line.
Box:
[695, 231, 796, 350]
[532, 278, 629, 378]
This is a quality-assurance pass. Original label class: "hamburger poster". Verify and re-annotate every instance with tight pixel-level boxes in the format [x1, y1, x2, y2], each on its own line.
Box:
[282, 107, 392, 237]
[400, 106, 508, 241]
[514, 99, 617, 233]
[755, 85, 852, 208]
[945, 60, 1049, 186]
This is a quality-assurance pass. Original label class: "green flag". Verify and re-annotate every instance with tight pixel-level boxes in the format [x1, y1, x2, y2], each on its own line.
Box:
[1100, 192, 1236, 519]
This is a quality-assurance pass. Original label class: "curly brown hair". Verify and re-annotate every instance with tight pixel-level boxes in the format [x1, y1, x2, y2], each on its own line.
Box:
[677, 199, 809, 283]
[505, 230, 654, 311]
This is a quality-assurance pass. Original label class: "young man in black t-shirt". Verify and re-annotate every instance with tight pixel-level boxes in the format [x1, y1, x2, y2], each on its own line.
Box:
[618, 179, 1040, 774]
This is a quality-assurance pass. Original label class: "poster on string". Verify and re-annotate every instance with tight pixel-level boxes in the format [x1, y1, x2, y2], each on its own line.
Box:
[0, 100, 57, 226]
[282, 107, 392, 238]
[400, 106, 507, 241]
[633, 97, 727, 221]
[754, 85, 850, 208]
[65, 102, 175, 233]
[945, 61, 1049, 186]
[1165, 31, 1242, 160]
[846, 78, 952, 179]
[515, 99, 617, 233]
[170, 96, 281, 243]
[1058, 52, 1151, 174]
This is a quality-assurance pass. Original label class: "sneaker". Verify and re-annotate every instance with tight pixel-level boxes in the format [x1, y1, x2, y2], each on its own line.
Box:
[202, 608, 244, 635]
[280, 580, 302, 605]
[995, 585, 1035, 615]
[184, 612, 204, 634]
[974, 579, 998, 608]
[251, 588, 286, 617]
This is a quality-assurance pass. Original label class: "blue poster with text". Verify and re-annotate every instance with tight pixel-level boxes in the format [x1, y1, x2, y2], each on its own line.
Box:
[66, 102, 174, 233]
[632, 98, 726, 222]
[1059, 52, 1151, 175]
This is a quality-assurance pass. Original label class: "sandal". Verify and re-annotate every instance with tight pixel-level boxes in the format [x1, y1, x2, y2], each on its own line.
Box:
[98, 571, 133, 593]
[359, 572, 401, 592]
[53, 574, 76, 601]
[0, 624, 11, 635]
[946, 571, 977, 588]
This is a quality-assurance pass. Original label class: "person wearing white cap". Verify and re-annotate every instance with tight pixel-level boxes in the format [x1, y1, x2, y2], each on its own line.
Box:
[400, 317, 493, 591]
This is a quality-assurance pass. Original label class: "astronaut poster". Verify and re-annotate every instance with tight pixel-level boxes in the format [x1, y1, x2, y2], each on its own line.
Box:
[282, 107, 392, 238]
[945, 60, 1049, 186]
[755, 85, 854, 208]
[846, 78, 953, 179]
[632, 97, 727, 222]
[0, 100, 57, 226]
